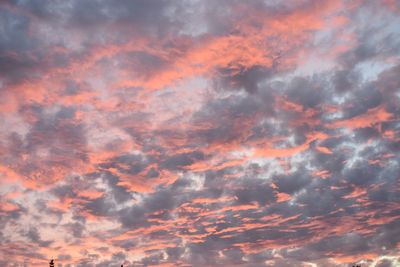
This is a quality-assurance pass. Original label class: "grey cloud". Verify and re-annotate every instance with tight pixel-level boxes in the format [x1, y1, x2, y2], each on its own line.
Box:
[0, 7, 43, 85]
[273, 169, 311, 195]
[64, 222, 85, 238]
[189, 90, 275, 145]
[341, 84, 382, 119]
[332, 69, 361, 94]
[1, 1, 399, 266]
[233, 178, 275, 206]
[215, 65, 274, 93]
[376, 259, 394, 267]
[286, 76, 327, 108]
[338, 5, 400, 69]
[102, 172, 133, 204]
[100, 154, 148, 175]
[25, 227, 53, 247]
[160, 150, 205, 170]
[83, 195, 116, 217]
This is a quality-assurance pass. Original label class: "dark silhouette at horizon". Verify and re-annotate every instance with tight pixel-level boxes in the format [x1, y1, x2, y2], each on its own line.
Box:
[48, 259, 124, 266]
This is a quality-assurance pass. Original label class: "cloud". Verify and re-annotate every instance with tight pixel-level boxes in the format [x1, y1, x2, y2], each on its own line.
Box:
[0, 0, 399, 266]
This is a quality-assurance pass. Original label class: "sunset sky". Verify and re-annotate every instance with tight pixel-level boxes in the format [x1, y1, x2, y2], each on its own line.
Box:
[0, 0, 399, 266]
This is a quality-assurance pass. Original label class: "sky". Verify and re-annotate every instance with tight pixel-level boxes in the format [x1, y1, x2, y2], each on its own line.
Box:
[0, 0, 399, 266]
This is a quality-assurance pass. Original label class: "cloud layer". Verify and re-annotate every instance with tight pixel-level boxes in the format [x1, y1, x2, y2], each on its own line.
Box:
[0, 0, 399, 266]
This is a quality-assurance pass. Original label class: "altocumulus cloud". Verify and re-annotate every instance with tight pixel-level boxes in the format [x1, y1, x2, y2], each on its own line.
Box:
[0, 0, 399, 266]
